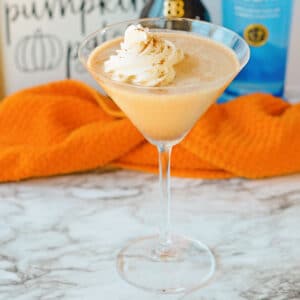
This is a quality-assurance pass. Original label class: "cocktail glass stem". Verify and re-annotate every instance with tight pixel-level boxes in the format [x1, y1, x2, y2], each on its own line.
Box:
[157, 143, 173, 254]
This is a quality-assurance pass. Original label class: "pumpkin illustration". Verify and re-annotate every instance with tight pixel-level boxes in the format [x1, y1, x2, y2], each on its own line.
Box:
[15, 29, 63, 73]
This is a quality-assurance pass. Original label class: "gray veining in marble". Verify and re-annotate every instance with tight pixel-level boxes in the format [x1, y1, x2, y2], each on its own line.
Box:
[0, 171, 299, 300]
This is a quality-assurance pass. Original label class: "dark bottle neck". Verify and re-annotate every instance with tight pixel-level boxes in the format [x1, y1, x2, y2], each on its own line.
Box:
[140, 0, 210, 21]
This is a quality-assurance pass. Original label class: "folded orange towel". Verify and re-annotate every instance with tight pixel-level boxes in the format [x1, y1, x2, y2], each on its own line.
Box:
[0, 80, 299, 182]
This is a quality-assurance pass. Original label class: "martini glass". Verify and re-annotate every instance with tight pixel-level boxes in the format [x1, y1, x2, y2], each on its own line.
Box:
[79, 18, 250, 294]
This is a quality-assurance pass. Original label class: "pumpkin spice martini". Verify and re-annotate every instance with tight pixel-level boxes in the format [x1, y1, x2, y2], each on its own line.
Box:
[79, 18, 250, 294]
[87, 24, 239, 142]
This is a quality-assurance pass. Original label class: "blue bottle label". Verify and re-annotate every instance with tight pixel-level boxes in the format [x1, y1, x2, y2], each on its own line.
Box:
[222, 0, 293, 100]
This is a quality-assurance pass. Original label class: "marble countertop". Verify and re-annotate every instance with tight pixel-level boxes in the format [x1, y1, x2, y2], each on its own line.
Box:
[0, 170, 299, 300]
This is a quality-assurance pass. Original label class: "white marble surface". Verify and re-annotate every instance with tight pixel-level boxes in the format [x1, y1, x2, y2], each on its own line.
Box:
[0, 170, 299, 300]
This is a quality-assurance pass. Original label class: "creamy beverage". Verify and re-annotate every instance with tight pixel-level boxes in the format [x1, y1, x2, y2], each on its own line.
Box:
[88, 25, 239, 141]
[80, 20, 250, 293]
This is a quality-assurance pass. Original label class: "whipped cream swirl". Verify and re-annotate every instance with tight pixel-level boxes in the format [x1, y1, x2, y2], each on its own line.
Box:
[104, 24, 184, 87]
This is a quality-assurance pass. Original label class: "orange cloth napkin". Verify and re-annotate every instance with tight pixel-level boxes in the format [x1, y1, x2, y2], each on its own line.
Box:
[0, 79, 299, 182]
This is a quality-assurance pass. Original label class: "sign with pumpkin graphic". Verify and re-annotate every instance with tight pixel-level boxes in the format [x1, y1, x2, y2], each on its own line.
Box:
[15, 30, 64, 73]
[0, 0, 146, 96]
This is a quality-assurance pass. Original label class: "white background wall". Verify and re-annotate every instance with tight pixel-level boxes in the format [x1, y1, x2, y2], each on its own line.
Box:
[286, 0, 300, 99]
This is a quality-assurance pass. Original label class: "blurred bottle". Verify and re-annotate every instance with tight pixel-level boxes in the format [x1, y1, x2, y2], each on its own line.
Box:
[221, 0, 294, 102]
[140, 0, 210, 21]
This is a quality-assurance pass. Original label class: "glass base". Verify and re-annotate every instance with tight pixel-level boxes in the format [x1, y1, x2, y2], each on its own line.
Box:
[117, 235, 216, 294]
